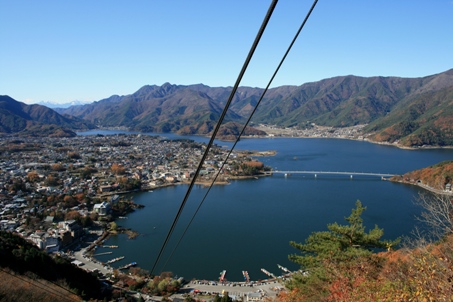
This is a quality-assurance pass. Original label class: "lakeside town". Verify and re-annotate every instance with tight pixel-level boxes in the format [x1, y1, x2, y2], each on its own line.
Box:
[0, 132, 286, 301]
[0, 123, 369, 253]
[0, 132, 276, 245]
[2, 124, 453, 301]
[253, 124, 367, 141]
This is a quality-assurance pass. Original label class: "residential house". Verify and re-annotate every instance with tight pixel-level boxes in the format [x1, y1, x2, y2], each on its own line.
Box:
[93, 201, 111, 216]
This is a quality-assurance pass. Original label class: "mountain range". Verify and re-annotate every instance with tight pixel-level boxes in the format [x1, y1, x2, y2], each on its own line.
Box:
[2, 68, 453, 146]
[0, 95, 93, 137]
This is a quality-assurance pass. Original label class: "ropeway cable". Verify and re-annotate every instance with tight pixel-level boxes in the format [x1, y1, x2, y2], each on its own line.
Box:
[160, 0, 320, 272]
[150, 0, 279, 275]
[0, 268, 80, 302]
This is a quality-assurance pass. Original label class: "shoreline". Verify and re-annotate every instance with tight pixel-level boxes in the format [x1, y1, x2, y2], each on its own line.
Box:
[241, 134, 453, 151]
[243, 125, 453, 151]
[79, 127, 453, 150]
[388, 178, 453, 196]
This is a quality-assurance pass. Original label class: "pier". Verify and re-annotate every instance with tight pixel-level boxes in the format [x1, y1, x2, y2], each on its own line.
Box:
[119, 262, 137, 270]
[277, 264, 291, 274]
[106, 256, 125, 264]
[273, 170, 395, 178]
[92, 251, 113, 256]
[261, 268, 276, 279]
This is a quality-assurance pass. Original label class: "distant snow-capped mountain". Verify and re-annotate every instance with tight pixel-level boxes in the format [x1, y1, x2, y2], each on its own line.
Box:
[38, 100, 92, 109]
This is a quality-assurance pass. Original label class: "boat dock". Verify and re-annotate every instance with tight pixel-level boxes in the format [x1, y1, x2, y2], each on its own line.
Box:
[106, 256, 124, 264]
[261, 268, 276, 279]
[277, 264, 291, 274]
[93, 251, 112, 256]
[119, 262, 137, 270]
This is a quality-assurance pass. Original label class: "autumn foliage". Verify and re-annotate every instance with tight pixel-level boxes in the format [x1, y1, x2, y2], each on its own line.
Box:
[111, 163, 126, 175]
[392, 160, 453, 189]
[280, 198, 453, 302]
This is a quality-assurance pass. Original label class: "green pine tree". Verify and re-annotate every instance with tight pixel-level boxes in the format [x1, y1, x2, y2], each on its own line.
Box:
[287, 200, 399, 298]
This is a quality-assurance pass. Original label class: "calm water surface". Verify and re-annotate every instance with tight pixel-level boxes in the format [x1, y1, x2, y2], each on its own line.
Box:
[81, 131, 453, 281]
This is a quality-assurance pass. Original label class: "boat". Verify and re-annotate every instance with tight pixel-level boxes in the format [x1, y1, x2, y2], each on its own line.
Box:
[219, 270, 227, 282]
[242, 270, 250, 282]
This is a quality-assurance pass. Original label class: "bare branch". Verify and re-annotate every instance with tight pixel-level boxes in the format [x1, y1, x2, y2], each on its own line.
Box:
[415, 191, 453, 240]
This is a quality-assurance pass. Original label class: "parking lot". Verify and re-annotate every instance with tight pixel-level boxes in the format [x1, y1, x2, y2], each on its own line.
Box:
[181, 279, 285, 300]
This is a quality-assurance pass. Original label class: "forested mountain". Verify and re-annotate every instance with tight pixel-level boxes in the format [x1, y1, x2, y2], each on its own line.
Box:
[0, 96, 94, 137]
[4, 69, 452, 145]
[55, 69, 453, 146]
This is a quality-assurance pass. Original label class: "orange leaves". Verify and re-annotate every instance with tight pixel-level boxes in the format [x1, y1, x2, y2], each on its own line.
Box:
[111, 163, 126, 175]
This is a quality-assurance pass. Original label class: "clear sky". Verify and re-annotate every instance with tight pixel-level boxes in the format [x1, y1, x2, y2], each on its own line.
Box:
[1, 0, 452, 104]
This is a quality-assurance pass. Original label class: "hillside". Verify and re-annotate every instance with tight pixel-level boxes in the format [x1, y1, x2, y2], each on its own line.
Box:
[0, 231, 109, 301]
[0, 96, 94, 137]
[280, 200, 453, 301]
[391, 160, 453, 190]
[54, 68, 453, 146]
[0, 269, 81, 302]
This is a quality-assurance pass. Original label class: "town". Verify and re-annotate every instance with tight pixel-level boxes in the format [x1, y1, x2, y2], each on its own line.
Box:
[0, 133, 279, 301]
[0, 133, 274, 247]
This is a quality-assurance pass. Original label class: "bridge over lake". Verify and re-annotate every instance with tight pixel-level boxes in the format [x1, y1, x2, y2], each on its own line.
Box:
[272, 170, 396, 178]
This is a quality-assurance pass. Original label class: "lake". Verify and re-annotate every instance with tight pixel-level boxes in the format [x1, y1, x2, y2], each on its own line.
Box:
[80, 131, 453, 281]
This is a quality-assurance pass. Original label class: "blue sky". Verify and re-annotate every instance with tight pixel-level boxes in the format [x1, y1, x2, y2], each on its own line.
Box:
[1, 0, 452, 104]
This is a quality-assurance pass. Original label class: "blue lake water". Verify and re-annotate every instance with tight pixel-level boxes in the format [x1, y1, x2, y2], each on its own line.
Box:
[80, 131, 453, 281]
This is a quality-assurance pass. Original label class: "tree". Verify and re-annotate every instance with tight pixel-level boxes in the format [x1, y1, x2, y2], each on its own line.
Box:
[289, 201, 393, 267]
[44, 174, 58, 186]
[287, 200, 398, 300]
[26, 171, 40, 182]
[111, 163, 126, 175]
[81, 166, 97, 179]
[221, 293, 232, 302]
[65, 210, 81, 221]
[51, 163, 65, 172]
[110, 221, 118, 231]
[415, 191, 453, 240]
[67, 151, 81, 159]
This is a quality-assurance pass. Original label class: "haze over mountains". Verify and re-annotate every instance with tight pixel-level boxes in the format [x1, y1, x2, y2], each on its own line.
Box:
[0, 95, 94, 137]
[2, 68, 453, 146]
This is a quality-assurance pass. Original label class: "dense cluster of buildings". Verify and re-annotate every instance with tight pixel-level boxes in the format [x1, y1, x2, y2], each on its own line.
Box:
[257, 124, 366, 140]
[0, 133, 257, 253]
